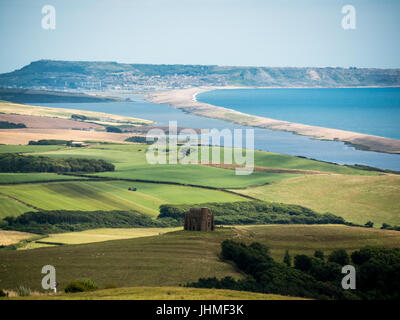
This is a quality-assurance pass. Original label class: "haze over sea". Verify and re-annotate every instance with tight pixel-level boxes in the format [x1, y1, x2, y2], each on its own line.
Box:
[197, 88, 400, 140]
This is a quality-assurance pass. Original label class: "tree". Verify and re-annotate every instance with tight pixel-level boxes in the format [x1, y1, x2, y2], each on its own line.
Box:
[294, 254, 312, 272]
[328, 249, 349, 265]
[283, 250, 291, 267]
[106, 126, 122, 133]
[364, 221, 374, 228]
[314, 250, 325, 260]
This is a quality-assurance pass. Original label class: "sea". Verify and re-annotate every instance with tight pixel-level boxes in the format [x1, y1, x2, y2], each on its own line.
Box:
[197, 88, 400, 140]
[33, 88, 400, 171]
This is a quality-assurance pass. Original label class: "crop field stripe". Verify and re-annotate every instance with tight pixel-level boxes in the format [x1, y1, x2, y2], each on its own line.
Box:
[0, 191, 42, 211]
[54, 173, 262, 199]
[79, 181, 159, 215]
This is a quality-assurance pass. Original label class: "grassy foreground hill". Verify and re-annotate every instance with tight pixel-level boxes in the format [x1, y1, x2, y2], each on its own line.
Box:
[1, 225, 399, 292]
[4, 286, 304, 300]
[236, 174, 400, 226]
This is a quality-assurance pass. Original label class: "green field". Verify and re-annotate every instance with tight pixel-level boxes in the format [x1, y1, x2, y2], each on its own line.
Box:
[28, 144, 374, 190]
[0, 145, 66, 154]
[0, 173, 89, 184]
[4, 286, 303, 300]
[0, 194, 34, 218]
[1, 224, 399, 291]
[236, 174, 400, 226]
[96, 164, 297, 188]
[0, 180, 246, 218]
[252, 151, 379, 175]
[0, 143, 396, 226]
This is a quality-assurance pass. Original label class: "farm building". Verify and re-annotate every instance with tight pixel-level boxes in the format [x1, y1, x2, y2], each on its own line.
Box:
[184, 207, 214, 232]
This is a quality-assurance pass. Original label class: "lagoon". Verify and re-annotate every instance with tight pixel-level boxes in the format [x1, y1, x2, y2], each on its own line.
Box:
[34, 95, 400, 171]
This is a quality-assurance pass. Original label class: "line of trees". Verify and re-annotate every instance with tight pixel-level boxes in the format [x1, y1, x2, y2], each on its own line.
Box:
[0, 153, 115, 173]
[158, 201, 349, 226]
[186, 240, 400, 300]
[0, 121, 26, 129]
[0, 210, 171, 234]
[28, 139, 70, 145]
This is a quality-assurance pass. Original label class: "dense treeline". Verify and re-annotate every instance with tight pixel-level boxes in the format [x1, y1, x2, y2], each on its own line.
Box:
[0, 121, 26, 129]
[106, 126, 123, 133]
[158, 201, 349, 226]
[28, 139, 70, 145]
[125, 136, 153, 144]
[186, 240, 400, 300]
[0, 210, 171, 234]
[0, 153, 115, 173]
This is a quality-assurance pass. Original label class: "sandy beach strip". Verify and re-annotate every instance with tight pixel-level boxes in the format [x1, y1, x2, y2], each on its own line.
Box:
[146, 86, 400, 154]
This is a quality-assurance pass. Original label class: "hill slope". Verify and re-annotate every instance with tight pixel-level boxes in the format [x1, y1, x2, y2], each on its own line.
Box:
[1, 225, 399, 291]
[4, 286, 304, 300]
[1, 60, 399, 90]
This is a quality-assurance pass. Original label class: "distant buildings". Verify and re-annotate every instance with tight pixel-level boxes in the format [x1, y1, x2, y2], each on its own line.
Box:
[69, 141, 89, 147]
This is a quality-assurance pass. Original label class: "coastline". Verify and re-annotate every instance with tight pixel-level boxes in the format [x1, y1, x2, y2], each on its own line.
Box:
[145, 86, 400, 155]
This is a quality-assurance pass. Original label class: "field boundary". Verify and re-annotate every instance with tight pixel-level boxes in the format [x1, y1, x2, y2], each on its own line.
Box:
[0, 191, 42, 211]
[58, 174, 260, 200]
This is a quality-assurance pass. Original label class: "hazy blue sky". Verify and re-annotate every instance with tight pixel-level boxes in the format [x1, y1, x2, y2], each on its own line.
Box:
[0, 0, 399, 73]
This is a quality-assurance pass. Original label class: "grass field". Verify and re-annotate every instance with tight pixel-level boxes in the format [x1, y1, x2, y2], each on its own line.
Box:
[236, 174, 400, 226]
[0, 194, 34, 218]
[1, 224, 399, 291]
[0, 143, 394, 224]
[29, 143, 374, 189]
[252, 151, 378, 175]
[0, 230, 36, 246]
[96, 164, 297, 188]
[4, 286, 303, 300]
[0, 180, 246, 218]
[0, 145, 66, 154]
[0, 173, 89, 184]
[34, 143, 373, 175]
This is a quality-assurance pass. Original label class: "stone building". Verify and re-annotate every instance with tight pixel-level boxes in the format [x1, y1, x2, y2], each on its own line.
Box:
[184, 207, 215, 231]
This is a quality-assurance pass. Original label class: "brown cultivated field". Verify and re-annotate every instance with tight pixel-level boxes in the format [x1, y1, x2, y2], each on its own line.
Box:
[0, 128, 134, 145]
[0, 114, 103, 130]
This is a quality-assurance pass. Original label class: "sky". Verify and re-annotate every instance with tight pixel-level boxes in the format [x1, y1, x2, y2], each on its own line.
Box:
[0, 0, 399, 73]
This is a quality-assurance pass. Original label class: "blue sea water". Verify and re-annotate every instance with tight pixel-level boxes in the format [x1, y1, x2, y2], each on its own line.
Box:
[197, 88, 400, 140]
[33, 94, 400, 171]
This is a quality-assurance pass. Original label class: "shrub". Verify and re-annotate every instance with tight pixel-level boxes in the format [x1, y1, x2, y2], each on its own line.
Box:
[0, 121, 26, 129]
[294, 254, 313, 272]
[314, 250, 325, 260]
[65, 279, 98, 293]
[0, 289, 8, 297]
[106, 126, 122, 133]
[364, 221, 374, 228]
[15, 286, 31, 297]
